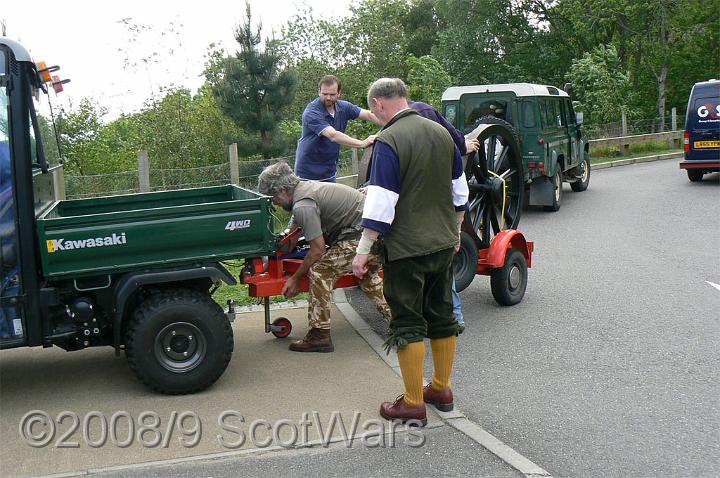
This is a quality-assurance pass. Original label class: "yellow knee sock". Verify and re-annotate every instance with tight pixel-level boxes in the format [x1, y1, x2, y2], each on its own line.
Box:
[397, 341, 425, 406]
[430, 335, 457, 391]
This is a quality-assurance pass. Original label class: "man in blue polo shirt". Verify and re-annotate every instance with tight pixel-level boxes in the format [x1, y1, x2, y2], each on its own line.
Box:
[294, 75, 381, 181]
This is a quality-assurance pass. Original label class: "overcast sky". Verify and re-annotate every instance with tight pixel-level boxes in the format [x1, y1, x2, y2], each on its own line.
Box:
[2, 0, 352, 119]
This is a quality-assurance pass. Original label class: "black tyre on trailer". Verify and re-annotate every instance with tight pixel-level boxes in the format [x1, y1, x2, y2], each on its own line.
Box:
[490, 248, 528, 306]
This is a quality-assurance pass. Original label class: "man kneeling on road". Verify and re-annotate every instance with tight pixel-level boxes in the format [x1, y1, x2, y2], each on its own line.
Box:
[258, 162, 392, 352]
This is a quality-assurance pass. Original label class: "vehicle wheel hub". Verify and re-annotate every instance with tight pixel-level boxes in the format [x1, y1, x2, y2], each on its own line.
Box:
[508, 265, 521, 289]
[155, 322, 206, 372]
[489, 176, 505, 204]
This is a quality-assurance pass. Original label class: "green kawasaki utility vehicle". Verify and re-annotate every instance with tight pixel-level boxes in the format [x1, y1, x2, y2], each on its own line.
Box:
[442, 83, 591, 212]
[1, 37, 275, 394]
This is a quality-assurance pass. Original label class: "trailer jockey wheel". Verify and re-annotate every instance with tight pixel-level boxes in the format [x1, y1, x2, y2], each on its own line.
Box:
[271, 317, 292, 338]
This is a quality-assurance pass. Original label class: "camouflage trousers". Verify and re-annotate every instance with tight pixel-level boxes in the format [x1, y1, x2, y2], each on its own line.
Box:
[307, 238, 392, 330]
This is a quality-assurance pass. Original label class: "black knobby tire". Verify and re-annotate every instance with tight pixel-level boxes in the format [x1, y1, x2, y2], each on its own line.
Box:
[687, 170, 703, 182]
[465, 116, 524, 248]
[125, 289, 234, 394]
[570, 155, 591, 192]
[544, 169, 562, 212]
[490, 248, 528, 306]
[453, 232, 478, 293]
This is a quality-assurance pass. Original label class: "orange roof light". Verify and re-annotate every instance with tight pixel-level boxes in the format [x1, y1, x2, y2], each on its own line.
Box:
[36, 61, 61, 84]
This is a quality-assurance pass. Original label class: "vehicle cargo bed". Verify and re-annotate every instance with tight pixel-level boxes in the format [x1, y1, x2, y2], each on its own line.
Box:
[36, 185, 275, 279]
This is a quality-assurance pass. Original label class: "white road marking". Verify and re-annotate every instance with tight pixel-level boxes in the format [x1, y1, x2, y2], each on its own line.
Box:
[706, 281, 720, 292]
[337, 296, 554, 478]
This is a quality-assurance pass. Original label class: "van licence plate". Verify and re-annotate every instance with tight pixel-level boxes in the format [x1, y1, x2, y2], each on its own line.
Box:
[694, 140, 720, 148]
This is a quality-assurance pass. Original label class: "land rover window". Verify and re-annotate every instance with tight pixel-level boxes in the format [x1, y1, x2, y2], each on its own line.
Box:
[555, 99, 566, 127]
[444, 103, 457, 126]
[463, 97, 512, 130]
[565, 100, 577, 125]
[520, 100, 537, 128]
[542, 99, 558, 128]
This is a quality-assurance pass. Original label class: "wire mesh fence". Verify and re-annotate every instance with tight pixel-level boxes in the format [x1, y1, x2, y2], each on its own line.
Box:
[583, 115, 686, 140]
[64, 171, 139, 199]
[148, 163, 230, 192]
[236, 155, 295, 190]
[63, 113, 677, 200]
[64, 149, 364, 199]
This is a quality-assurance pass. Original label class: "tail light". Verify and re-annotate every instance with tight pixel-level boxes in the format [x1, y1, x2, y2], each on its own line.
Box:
[537, 161, 545, 173]
[683, 131, 690, 153]
[537, 137, 545, 145]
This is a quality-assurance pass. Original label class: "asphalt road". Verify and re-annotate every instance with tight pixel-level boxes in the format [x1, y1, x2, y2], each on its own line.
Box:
[21, 159, 716, 478]
[454, 160, 719, 477]
[350, 159, 719, 477]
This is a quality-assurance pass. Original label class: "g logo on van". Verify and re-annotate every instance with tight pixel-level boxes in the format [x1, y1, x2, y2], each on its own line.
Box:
[697, 104, 720, 119]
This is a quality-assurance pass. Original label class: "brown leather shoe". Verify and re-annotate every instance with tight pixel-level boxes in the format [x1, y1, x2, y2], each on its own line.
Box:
[379, 395, 427, 426]
[423, 384, 454, 411]
[289, 327, 334, 353]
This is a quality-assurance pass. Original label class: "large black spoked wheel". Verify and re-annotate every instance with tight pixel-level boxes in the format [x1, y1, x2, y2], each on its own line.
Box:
[570, 155, 591, 192]
[464, 116, 524, 249]
[687, 170, 703, 182]
[490, 248, 528, 306]
[125, 289, 234, 395]
[453, 232, 478, 292]
[543, 169, 562, 212]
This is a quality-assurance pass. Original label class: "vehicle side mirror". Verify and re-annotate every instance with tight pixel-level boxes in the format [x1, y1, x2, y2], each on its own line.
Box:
[576, 112, 584, 125]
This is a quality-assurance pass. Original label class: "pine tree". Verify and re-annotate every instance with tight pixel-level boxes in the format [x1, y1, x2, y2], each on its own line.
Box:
[212, 3, 297, 158]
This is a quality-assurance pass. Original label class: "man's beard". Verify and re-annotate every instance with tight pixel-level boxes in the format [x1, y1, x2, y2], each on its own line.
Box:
[279, 199, 293, 212]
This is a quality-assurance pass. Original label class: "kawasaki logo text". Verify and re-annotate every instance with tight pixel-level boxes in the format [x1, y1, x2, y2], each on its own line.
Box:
[47, 233, 127, 253]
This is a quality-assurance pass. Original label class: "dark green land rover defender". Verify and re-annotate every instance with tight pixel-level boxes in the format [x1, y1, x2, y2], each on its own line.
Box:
[442, 83, 591, 211]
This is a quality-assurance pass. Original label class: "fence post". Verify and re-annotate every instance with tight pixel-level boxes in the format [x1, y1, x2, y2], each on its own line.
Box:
[351, 148, 359, 175]
[229, 143, 240, 185]
[668, 107, 678, 148]
[138, 150, 150, 192]
[620, 110, 629, 156]
[52, 164, 66, 200]
[671, 107, 677, 131]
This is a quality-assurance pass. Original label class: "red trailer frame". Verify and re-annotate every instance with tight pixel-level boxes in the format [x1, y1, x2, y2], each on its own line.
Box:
[240, 228, 533, 337]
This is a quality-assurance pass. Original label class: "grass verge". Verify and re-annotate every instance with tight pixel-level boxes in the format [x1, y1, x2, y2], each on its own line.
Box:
[591, 141, 681, 164]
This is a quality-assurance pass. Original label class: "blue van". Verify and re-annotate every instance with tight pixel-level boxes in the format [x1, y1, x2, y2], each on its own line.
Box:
[680, 80, 720, 181]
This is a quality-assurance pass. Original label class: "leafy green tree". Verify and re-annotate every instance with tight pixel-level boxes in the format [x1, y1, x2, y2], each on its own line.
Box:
[567, 44, 635, 124]
[37, 115, 61, 167]
[404, 0, 442, 57]
[54, 98, 110, 175]
[530, 0, 719, 122]
[434, 0, 545, 85]
[405, 55, 452, 108]
[209, 3, 297, 158]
